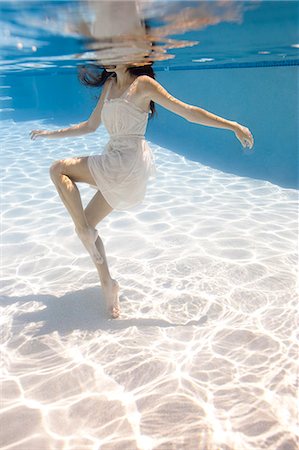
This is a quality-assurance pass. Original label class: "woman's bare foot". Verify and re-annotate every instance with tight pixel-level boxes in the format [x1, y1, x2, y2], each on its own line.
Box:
[102, 279, 120, 318]
[75, 226, 104, 264]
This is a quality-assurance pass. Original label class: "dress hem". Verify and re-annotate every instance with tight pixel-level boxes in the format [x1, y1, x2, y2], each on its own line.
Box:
[88, 158, 146, 211]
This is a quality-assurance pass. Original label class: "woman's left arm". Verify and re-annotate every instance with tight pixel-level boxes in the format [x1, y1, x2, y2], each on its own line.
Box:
[189, 106, 254, 149]
[142, 76, 254, 149]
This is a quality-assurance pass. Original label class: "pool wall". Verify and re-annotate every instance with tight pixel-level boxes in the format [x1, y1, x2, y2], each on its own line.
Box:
[1, 64, 298, 189]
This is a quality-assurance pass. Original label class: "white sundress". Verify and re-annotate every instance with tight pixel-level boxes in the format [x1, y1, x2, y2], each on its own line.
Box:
[87, 77, 157, 210]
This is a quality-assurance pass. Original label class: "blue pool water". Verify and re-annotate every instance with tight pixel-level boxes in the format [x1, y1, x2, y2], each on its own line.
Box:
[1, 2, 298, 449]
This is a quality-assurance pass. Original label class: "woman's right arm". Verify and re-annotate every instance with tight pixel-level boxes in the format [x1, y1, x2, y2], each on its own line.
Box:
[30, 121, 93, 140]
[30, 79, 111, 140]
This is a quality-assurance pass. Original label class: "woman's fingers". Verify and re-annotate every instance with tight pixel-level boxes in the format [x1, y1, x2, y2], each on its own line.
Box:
[29, 130, 46, 140]
[246, 135, 254, 149]
[244, 128, 254, 148]
[30, 130, 38, 140]
[236, 124, 254, 149]
[30, 130, 42, 140]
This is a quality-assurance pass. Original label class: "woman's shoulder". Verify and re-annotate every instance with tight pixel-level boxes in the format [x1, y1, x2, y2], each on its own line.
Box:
[137, 74, 155, 84]
[136, 75, 160, 93]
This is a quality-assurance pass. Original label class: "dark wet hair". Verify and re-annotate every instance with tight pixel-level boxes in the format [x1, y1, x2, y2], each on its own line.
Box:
[78, 62, 157, 119]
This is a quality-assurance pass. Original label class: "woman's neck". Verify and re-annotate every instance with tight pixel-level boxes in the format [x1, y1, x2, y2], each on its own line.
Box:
[114, 72, 136, 89]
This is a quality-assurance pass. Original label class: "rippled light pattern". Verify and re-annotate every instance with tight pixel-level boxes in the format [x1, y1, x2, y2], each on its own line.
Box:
[1, 119, 298, 450]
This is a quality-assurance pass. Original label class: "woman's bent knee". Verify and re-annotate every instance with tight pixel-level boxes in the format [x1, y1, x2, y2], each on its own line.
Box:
[49, 157, 94, 186]
[49, 160, 63, 181]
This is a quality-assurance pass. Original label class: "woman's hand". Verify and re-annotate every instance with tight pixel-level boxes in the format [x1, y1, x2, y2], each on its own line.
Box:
[233, 122, 254, 150]
[29, 130, 50, 140]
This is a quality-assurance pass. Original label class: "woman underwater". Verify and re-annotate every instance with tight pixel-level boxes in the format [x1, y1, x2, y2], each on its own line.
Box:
[30, 62, 254, 319]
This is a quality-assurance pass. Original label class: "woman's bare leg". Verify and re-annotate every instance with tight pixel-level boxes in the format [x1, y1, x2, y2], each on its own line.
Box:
[49, 160, 103, 265]
[84, 190, 121, 318]
[49, 157, 120, 317]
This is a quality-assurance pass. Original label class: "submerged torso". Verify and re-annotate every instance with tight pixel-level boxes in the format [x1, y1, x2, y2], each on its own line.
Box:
[101, 77, 151, 138]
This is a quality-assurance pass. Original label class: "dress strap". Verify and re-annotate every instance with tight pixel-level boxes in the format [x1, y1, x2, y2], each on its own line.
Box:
[104, 76, 139, 102]
[104, 78, 113, 101]
[121, 77, 138, 100]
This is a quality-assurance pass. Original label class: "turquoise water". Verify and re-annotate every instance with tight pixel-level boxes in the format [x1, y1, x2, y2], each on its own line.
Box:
[1, 1, 298, 449]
